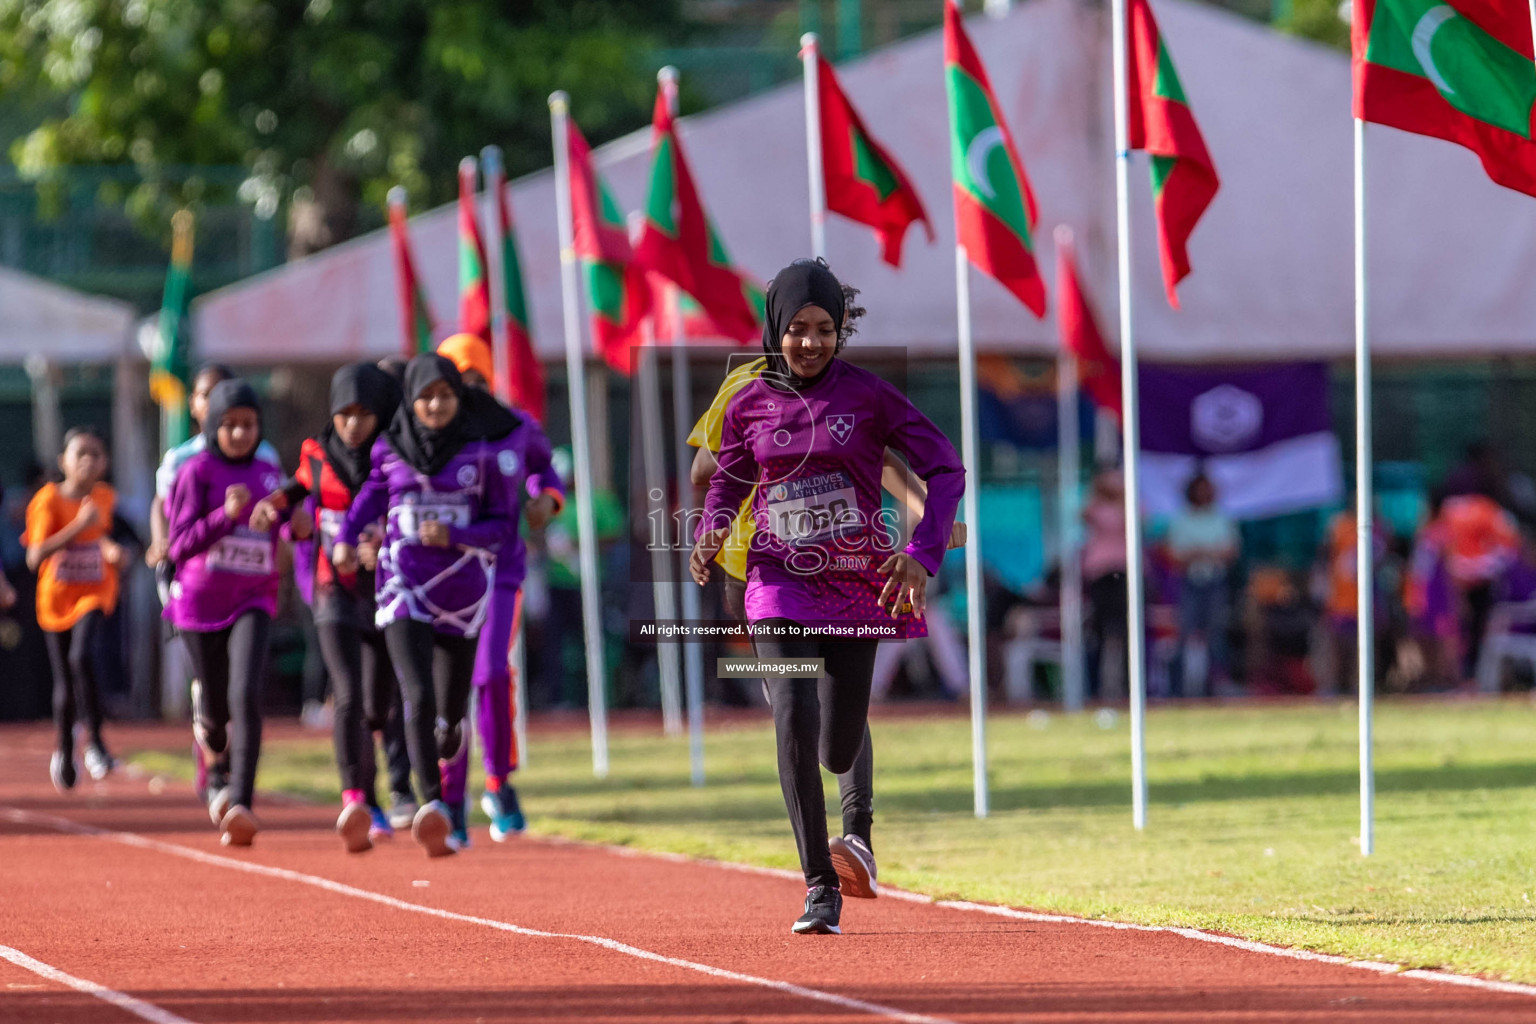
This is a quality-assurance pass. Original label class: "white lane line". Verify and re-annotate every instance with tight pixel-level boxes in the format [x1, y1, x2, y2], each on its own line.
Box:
[0, 807, 953, 1024]
[0, 943, 198, 1024]
[544, 835, 1536, 1000]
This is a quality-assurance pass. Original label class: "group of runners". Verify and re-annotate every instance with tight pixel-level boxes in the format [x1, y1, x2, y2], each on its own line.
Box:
[28, 257, 966, 934]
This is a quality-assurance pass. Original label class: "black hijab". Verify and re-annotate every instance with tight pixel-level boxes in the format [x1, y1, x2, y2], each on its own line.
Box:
[203, 379, 262, 464]
[761, 258, 847, 392]
[323, 363, 399, 495]
[386, 354, 519, 477]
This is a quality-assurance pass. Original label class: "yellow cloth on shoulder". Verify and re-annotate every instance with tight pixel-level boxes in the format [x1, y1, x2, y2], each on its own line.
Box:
[687, 357, 767, 582]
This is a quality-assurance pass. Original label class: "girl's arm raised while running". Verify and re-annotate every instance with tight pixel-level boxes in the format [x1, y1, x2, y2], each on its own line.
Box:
[166, 460, 241, 563]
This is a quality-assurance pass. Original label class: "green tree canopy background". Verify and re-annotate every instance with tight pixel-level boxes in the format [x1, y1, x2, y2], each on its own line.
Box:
[0, 0, 687, 256]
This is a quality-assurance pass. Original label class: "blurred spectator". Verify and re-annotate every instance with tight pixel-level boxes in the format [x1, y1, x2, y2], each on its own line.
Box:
[1082, 467, 1128, 700]
[1439, 491, 1520, 678]
[1245, 567, 1315, 695]
[1316, 506, 1388, 693]
[1166, 472, 1239, 696]
[1401, 490, 1461, 690]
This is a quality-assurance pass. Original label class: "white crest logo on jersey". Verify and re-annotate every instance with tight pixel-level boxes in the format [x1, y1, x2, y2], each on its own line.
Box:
[498, 450, 520, 477]
[263, 473, 281, 492]
[827, 414, 856, 445]
[457, 465, 478, 488]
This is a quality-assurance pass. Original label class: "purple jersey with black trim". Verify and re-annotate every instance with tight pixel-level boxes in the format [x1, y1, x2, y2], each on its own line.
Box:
[701, 358, 964, 633]
[163, 450, 288, 632]
[339, 436, 514, 638]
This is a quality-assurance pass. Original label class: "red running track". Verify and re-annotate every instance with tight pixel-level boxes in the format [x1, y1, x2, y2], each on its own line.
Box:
[2, 722, 1534, 1024]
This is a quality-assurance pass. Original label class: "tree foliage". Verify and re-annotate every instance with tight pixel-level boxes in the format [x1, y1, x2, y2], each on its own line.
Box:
[0, 0, 685, 253]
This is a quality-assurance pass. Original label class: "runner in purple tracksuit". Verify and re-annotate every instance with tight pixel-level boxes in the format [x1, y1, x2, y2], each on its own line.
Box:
[437, 399, 564, 845]
[692, 259, 964, 935]
[164, 380, 312, 848]
[332, 354, 518, 857]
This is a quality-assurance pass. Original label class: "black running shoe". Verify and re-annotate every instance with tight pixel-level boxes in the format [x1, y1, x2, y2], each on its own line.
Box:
[791, 885, 843, 935]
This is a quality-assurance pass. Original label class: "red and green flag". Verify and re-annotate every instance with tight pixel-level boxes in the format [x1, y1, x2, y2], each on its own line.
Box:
[813, 49, 933, 266]
[458, 157, 492, 343]
[566, 116, 652, 374]
[1353, 0, 1536, 198]
[484, 150, 546, 422]
[1127, 0, 1218, 309]
[151, 208, 195, 446]
[634, 86, 762, 345]
[943, 0, 1046, 317]
[387, 187, 435, 356]
[1054, 230, 1121, 420]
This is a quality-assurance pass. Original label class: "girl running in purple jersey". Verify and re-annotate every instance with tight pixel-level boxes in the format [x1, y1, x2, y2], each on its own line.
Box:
[164, 380, 312, 847]
[434, 334, 564, 847]
[692, 259, 964, 935]
[332, 354, 518, 857]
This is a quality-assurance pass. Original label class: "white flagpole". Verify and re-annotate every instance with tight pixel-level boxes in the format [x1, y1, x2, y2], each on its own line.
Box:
[658, 65, 708, 785]
[550, 90, 611, 778]
[1111, 0, 1149, 830]
[801, 33, 828, 260]
[1354, 117, 1374, 856]
[639, 340, 685, 737]
[954, 247, 989, 818]
[1055, 226, 1085, 714]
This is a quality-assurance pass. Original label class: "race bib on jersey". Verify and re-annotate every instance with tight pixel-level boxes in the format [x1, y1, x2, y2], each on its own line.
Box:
[764, 472, 859, 546]
[207, 528, 275, 576]
[393, 494, 472, 542]
[54, 544, 104, 584]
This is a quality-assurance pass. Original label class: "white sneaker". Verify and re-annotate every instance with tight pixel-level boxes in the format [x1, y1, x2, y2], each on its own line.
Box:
[411, 800, 455, 858]
[83, 744, 115, 781]
[219, 805, 258, 847]
[336, 800, 373, 854]
[828, 834, 879, 899]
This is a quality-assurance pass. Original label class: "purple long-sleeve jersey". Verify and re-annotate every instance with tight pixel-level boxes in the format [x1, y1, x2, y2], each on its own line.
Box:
[338, 436, 514, 638]
[163, 450, 289, 632]
[701, 358, 964, 631]
[488, 416, 566, 592]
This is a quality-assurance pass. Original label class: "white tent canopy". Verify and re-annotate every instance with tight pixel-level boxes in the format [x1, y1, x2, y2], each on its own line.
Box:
[0, 265, 138, 363]
[193, 0, 1536, 362]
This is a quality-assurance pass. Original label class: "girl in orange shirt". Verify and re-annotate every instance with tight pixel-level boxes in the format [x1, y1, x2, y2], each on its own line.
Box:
[25, 427, 125, 792]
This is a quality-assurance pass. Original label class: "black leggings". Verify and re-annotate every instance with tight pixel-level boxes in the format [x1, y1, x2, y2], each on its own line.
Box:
[181, 611, 271, 811]
[383, 619, 477, 806]
[44, 610, 105, 756]
[753, 618, 878, 889]
[317, 620, 406, 798]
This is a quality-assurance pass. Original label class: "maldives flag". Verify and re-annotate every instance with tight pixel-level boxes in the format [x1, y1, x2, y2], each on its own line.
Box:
[566, 117, 651, 374]
[486, 155, 546, 421]
[387, 187, 435, 357]
[1127, 0, 1218, 309]
[1353, 0, 1536, 198]
[634, 87, 762, 345]
[944, 0, 1046, 317]
[813, 50, 934, 266]
[458, 157, 492, 343]
[1055, 231, 1121, 420]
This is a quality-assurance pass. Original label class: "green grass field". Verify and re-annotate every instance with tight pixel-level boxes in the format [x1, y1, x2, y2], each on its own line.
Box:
[133, 698, 1536, 982]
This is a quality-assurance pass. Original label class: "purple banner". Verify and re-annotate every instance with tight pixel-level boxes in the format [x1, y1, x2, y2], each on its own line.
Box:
[1139, 362, 1332, 456]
